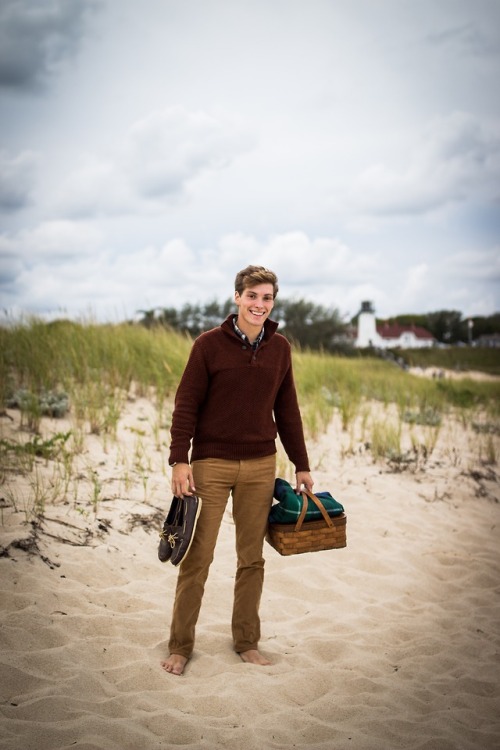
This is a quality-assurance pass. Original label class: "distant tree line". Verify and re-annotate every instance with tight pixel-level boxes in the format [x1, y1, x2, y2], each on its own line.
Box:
[137, 300, 500, 350]
[137, 298, 348, 352]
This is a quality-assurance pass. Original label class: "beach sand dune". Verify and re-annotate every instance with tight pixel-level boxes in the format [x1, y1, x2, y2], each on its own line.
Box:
[1, 399, 499, 750]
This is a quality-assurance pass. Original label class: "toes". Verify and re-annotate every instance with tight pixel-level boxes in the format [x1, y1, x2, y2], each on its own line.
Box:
[160, 657, 186, 675]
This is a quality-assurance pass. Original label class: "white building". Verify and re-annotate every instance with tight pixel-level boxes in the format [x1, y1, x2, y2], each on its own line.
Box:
[355, 301, 434, 349]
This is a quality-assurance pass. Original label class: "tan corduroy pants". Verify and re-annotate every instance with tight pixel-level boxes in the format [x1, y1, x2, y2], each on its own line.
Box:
[168, 454, 276, 658]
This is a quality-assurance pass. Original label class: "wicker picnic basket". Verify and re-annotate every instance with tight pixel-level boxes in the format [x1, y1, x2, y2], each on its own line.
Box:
[266, 489, 347, 556]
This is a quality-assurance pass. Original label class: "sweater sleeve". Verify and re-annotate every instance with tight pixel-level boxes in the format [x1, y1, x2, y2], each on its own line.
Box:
[168, 339, 210, 465]
[273, 358, 310, 473]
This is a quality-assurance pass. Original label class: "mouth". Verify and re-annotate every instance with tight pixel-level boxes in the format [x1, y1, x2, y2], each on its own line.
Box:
[250, 310, 265, 317]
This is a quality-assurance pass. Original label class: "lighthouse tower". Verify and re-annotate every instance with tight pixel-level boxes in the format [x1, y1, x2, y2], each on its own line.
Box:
[356, 301, 378, 348]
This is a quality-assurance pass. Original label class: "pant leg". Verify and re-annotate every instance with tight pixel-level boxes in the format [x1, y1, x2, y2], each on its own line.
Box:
[168, 458, 237, 658]
[231, 454, 276, 653]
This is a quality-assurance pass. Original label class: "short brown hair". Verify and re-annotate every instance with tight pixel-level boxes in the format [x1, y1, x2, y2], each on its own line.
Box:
[234, 265, 279, 298]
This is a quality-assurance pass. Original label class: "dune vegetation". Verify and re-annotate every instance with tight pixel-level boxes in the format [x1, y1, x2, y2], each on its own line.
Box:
[1, 319, 499, 521]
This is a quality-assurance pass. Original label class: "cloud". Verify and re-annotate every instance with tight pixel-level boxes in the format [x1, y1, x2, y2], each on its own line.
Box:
[442, 247, 500, 283]
[116, 239, 198, 290]
[1, 0, 498, 323]
[0, 220, 114, 317]
[1, 223, 498, 320]
[390, 247, 500, 316]
[0, 219, 104, 313]
[0, 0, 98, 90]
[125, 108, 254, 199]
[175, 231, 379, 313]
[220, 231, 374, 280]
[0, 150, 38, 211]
[0, 223, 93, 267]
[426, 21, 500, 58]
[57, 106, 255, 217]
[400, 263, 430, 308]
[346, 112, 500, 219]
[55, 156, 135, 218]
[0, 235, 23, 286]
[0, 227, 376, 319]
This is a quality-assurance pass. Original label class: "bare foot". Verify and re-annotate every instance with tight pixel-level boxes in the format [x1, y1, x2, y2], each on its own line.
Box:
[160, 654, 188, 676]
[239, 649, 272, 666]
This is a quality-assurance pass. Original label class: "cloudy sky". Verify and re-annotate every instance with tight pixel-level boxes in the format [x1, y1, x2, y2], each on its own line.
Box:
[1, 0, 499, 323]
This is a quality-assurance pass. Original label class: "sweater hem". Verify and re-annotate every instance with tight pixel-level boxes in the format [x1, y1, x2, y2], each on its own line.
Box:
[191, 441, 277, 463]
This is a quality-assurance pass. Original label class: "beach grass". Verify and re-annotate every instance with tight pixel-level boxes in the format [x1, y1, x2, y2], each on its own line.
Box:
[397, 345, 500, 376]
[0, 319, 191, 423]
[292, 348, 499, 429]
[1, 320, 499, 519]
[2, 319, 499, 433]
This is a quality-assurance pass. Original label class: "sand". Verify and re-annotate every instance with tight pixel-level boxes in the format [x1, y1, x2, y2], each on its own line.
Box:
[1, 393, 499, 750]
[408, 366, 500, 382]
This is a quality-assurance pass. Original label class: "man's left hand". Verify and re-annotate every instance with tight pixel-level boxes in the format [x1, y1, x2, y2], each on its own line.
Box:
[295, 471, 314, 493]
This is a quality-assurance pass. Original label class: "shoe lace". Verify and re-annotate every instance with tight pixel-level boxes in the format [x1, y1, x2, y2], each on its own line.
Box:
[160, 529, 179, 548]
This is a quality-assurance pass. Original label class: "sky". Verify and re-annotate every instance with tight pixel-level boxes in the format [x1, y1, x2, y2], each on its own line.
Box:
[1, 0, 499, 324]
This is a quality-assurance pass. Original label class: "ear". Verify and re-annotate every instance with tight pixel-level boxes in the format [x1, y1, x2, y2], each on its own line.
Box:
[234, 291, 241, 304]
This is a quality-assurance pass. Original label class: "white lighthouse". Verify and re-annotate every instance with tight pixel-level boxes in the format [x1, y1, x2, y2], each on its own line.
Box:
[355, 301, 435, 349]
[356, 301, 379, 348]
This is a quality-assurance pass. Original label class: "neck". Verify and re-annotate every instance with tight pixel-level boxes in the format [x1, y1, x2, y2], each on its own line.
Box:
[236, 315, 262, 344]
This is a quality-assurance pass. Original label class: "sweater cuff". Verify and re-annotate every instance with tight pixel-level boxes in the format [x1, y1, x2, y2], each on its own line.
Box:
[168, 452, 190, 466]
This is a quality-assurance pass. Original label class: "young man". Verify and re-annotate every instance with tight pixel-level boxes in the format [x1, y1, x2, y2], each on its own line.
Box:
[161, 265, 313, 676]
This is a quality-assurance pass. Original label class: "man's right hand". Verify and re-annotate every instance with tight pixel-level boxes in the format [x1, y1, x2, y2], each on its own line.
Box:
[171, 463, 196, 497]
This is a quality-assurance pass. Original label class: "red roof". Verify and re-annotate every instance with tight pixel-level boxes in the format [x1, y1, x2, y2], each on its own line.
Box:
[377, 323, 434, 340]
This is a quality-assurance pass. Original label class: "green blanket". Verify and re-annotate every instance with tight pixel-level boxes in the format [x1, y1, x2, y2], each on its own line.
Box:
[269, 478, 344, 524]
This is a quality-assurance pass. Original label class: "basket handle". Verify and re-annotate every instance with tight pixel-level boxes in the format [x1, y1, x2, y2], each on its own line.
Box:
[294, 489, 334, 532]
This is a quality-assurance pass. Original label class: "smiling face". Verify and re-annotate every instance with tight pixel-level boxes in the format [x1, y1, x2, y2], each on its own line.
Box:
[234, 283, 275, 342]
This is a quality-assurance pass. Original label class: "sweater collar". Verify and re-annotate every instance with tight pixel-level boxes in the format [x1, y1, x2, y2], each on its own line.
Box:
[232, 315, 265, 348]
[221, 314, 279, 341]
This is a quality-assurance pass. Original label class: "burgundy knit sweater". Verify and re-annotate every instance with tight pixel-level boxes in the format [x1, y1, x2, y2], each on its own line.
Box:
[168, 315, 310, 471]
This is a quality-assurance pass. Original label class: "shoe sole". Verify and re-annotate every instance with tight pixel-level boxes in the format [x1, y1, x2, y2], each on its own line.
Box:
[171, 497, 203, 567]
